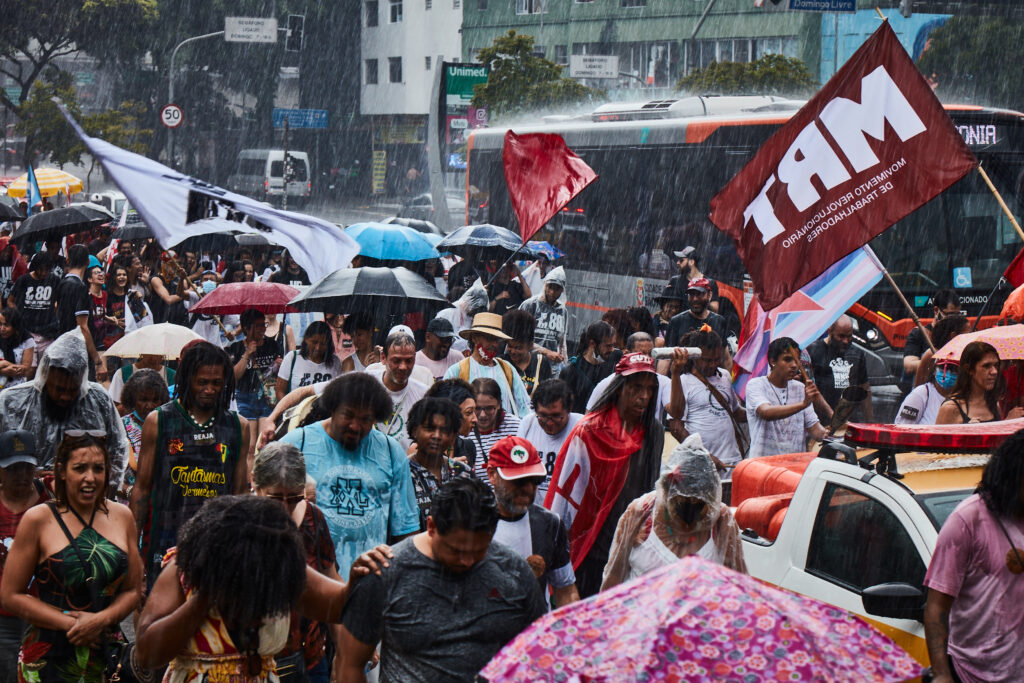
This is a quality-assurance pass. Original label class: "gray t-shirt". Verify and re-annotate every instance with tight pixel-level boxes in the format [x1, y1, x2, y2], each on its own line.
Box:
[341, 537, 546, 682]
[519, 296, 567, 353]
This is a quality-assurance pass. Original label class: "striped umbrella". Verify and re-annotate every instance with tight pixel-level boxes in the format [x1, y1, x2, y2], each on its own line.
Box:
[5, 168, 84, 198]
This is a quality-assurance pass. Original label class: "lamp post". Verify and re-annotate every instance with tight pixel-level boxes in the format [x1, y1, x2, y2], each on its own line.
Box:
[166, 31, 225, 168]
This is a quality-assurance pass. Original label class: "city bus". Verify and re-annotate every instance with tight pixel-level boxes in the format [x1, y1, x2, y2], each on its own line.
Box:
[464, 96, 1024, 388]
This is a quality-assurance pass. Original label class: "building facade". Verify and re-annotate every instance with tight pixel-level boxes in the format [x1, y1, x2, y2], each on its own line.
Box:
[362, 0, 463, 193]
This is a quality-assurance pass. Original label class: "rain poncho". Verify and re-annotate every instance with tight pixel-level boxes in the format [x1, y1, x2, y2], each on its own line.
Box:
[0, 330, 130, 487]
[436, 282, 488, 353]
[601, 434, 746, 590]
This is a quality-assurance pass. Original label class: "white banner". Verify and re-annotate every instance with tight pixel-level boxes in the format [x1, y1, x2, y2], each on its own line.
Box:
[58, 104, 358, 282]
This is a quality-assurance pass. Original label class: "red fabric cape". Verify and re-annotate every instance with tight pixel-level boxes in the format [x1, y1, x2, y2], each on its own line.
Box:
[544, 405, 645, 568]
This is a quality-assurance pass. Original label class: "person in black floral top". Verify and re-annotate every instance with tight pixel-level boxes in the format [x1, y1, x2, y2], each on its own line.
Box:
[405, 398, 473, 531]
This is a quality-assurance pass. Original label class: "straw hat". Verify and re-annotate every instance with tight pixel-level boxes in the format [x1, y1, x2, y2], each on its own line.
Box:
[459, 312, 512, 341]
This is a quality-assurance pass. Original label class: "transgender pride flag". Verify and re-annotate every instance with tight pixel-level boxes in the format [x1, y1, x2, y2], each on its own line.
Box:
[733, 246, 884, 399]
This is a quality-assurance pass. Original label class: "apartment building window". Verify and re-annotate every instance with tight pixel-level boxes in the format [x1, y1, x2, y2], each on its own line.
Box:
[478, 0, 488, 8]
[554, 45, 567, 65]
[621, 0, 646, 6]
[425, 56, 432, 70]
[453, 0, 461, 7]
[389, 57, 403, 82]
[683, 36, 798, 74]
[425, 0, 431, 8]
[365, 59, 379, 84]
[365, 1, 378, 26]
[516, 0, 547, 15]
[390, 0, 403, 22]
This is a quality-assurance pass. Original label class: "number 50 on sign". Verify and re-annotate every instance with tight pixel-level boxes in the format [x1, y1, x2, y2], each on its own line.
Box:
[161, 104, 184, 129]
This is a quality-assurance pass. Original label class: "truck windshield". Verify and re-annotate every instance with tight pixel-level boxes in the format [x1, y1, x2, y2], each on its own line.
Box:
[916, 490, 973, 530]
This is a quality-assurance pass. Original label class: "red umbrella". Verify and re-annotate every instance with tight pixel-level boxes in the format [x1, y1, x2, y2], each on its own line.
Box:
[188, 281, 300, 316]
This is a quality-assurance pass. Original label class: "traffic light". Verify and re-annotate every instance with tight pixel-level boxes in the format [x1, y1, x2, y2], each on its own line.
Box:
[285, 14, 304, 52]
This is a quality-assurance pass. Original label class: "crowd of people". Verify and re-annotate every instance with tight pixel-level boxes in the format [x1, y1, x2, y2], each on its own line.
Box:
[0, 218, 1017, 683]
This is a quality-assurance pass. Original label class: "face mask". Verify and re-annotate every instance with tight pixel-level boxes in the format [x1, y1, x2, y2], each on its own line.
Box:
[201, 280, 217, 295]
[935, 366, 958, 389]
[477, 345, 498, 361]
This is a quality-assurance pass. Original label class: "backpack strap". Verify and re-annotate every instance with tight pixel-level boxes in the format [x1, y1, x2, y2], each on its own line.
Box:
[457, 358, 471, 382]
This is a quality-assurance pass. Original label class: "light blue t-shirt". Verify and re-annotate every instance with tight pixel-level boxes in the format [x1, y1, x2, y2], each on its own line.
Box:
[442, 357, 532, 418]
[281, 422, 420, 574]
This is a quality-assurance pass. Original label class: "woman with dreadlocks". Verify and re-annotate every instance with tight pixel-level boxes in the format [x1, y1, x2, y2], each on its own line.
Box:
[130, 341, 250, 592]
[135, 496, 391, 682]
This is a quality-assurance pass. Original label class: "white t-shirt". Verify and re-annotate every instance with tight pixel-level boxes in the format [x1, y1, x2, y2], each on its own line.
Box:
[364, 361, 433, 387]
[681, 369, 742, 466]
[278, 350, 343, 393]
[108, 364, 172, 403]
[365, 366, 428, 451]
[895, 382, 945, 425]
[415, 348, 463, 382]
[745, 376, 820, 459]
[0, 337, 35, 389]
[517, 411, 583, 501]
[588, 373, 673, 422]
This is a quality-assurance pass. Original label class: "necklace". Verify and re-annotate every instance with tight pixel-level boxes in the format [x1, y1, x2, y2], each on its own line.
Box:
[181, 401, 215, 429]
[662, 507, 698, 548]
[768, 379, 789, 405]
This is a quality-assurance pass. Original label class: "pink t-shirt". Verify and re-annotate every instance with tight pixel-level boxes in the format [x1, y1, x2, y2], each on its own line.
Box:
[924, 494, 1024, 683]
[415, 348, 462, 382]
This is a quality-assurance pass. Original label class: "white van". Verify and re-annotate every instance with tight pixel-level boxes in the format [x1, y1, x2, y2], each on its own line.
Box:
[227, 149, 311, 205]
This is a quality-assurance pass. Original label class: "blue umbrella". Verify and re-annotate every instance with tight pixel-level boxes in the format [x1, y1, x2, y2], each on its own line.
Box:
[436, 223, 523, 258]
[526, 240, 565, 260]
[344, 222, 440, 262]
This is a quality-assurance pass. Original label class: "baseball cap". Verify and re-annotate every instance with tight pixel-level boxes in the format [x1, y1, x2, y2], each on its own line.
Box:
[486, 436, 546, 480]
[673, 246, 696, 259]
[687, 277, 711, 293]
[614, 352, 656, 377]
[387, 324, 415, 339]
[0, 430, 36, 469]
[426, 317, 457, 340]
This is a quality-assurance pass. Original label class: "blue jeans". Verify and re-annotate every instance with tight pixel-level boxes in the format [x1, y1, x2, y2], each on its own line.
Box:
[235, 390, 272, 419]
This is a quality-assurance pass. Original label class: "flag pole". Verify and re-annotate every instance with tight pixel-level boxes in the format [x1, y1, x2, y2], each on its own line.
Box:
[969, 277, 1005, 332]
[861, 246, 938, 353]
[977, 164, 1024, 243]
[484, 246, 526, 288]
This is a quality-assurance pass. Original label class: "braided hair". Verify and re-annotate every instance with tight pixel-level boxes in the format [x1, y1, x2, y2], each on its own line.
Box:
[175, 496, 306, 644]
[174, 341, 235, 413]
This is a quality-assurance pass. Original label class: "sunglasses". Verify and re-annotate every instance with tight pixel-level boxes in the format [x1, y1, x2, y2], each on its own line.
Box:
[264, 492, 306, 506]
[509, 476, 545, 488]
[64, 429, 107, 439]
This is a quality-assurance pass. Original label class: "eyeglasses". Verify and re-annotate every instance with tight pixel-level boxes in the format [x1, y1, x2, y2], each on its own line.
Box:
[64, 429, 106, 439]
[475, 405, 499, 414]
[263, 492, 306, 506]
[510, 476, 545, 488]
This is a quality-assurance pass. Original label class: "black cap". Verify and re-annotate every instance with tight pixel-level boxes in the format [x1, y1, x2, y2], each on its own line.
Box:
[0, 430, 36, 468]
[426, 317, 457, 340]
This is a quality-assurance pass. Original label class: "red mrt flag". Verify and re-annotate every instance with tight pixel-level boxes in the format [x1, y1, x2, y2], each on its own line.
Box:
[502, 131, 597, 243]
[709, 22, 976, 310]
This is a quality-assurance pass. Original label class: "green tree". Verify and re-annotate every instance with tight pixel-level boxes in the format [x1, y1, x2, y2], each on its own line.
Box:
[917, 17, 1024, 109]
[677, 54, 818, 96]
[471, 31, 602, 117]
[0, 0, 158, 114]
[81, 100, 154, 189]
[14, 70, 84, 167]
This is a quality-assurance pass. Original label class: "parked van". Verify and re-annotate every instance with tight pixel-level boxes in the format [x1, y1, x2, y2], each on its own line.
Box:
[227, 149, 311, 205]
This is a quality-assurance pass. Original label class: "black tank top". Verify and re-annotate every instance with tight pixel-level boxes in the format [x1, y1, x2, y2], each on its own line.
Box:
[143, 400, 242, 578]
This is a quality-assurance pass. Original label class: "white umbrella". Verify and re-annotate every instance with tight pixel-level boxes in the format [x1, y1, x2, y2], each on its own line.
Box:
[103, 323, 204, 360]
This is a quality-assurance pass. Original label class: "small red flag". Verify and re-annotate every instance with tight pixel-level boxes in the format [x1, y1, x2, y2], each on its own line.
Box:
[1004, 246, 1024, 289]
[502, 131, 597, 243]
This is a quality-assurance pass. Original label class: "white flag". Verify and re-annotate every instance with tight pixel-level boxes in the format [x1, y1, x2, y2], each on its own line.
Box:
[58, 104, 358, 282]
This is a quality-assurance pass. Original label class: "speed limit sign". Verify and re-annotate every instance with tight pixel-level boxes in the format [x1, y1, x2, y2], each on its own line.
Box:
[160, 104, 184, 129]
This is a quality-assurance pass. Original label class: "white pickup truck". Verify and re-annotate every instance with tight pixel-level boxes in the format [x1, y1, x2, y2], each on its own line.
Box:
[732, 419, 1022, 666]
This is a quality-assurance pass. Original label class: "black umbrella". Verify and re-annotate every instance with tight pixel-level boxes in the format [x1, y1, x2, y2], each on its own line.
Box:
[12, 205, 113, 245]
[381, 216, 442, 235]
[0, 203, 23, 221]
[112, 214, 153, 241]
[436, 223, 524, 260]
[289, 266, 450, 316]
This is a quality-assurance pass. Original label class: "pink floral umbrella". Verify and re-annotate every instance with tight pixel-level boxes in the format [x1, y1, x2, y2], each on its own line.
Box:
[933, 323, 1024, 362]
[480, 556, 919, 682]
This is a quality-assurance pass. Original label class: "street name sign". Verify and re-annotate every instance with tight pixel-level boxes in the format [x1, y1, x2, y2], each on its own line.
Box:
[788, 0, 855, 12]
[272, 108, 329, 129]
[569, 55, 619, 79]
[225, 17, 279, 43]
